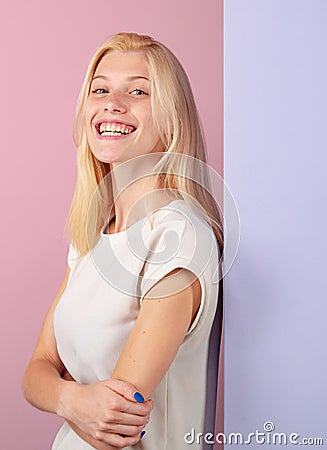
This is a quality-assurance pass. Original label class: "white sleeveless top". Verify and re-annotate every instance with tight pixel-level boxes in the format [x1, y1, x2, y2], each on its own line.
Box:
[52, 199, 220, 450]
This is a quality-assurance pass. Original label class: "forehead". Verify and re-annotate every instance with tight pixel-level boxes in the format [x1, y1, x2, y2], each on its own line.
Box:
[94, 50, 149, 79]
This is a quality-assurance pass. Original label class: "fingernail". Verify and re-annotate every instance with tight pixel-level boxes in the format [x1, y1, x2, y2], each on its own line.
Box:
[140, 430, 146, 439]
[134, 392, 144, 403]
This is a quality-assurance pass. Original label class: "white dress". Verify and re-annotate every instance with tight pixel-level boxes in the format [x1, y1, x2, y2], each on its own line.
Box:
[52, 199, 220, 449]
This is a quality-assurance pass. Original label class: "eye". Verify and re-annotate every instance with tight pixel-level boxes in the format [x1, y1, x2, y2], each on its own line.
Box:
[91, 88, 108, 94]
[131, 89, 148, 96]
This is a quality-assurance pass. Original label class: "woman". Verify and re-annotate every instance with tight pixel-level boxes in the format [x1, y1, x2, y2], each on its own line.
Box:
[22, 32, 224, 449]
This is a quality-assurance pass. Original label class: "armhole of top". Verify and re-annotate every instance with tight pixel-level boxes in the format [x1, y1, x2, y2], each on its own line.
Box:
[185, 271, 206, 336]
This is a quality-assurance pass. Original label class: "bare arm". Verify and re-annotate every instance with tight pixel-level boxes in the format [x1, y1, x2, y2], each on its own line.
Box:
[111, 267, 202, 400]
[22, 264, 152, 449]
[22, 265, 71, 413]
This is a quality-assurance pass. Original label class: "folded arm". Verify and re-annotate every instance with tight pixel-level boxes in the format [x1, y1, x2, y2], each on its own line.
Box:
[22, 264, 152, 450]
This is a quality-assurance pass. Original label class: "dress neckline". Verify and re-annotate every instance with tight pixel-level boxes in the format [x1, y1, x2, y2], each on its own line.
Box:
[100, 199, 182, 239]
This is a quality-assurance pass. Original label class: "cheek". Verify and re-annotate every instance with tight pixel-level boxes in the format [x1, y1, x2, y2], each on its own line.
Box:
[149, 118, 161, 140]
[84, 101, 96, 134]
[140, 109, 158, 135]
[147, 105, 160, 136]
[84, 99, 93, 120]
[84, 114, 92, 135]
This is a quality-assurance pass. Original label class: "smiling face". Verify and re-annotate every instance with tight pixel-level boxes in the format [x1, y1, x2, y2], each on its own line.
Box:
[84, 50, 165, 165]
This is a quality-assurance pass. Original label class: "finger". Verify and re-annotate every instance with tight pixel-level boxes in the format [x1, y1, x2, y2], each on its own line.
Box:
[105, 379, 148, 404]
[100, 422, 144, 436]
[104, 411, 149, 427]
[105, 383, 152, 415]
[95, 430, 143, 447]
[97, 411, 149, 428]
[117, 396, 152, 416]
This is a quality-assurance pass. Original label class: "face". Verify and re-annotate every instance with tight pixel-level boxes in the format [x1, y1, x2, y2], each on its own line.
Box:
[85, 50, 165, 165]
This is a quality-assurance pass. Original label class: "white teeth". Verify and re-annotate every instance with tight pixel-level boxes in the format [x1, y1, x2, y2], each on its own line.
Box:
[99, 122, 135, 135]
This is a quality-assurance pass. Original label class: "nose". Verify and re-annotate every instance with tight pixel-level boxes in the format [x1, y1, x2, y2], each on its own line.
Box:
[104, 90, 127, 113]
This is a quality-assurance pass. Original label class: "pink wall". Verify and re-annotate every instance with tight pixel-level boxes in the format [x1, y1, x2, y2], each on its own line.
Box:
[1, 1, 223, 448]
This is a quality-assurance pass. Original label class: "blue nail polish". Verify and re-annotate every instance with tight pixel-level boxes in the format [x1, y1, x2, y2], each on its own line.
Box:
[134, 392, 144, 403]
[140, 430, 146, 439]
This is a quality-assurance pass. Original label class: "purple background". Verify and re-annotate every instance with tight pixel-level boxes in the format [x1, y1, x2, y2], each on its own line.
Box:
[225, 0, 327, 446]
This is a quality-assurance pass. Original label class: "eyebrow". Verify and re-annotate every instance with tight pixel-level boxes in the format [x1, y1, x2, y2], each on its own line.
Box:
[91, 75, 149, 82]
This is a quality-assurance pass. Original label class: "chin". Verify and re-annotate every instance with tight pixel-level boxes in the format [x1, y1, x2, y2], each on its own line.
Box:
[90, 153, 112, 164]
[90, 149, 119, 164]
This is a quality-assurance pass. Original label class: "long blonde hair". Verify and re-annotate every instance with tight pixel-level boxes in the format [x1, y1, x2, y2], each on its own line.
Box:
[65, 32, 224, 260]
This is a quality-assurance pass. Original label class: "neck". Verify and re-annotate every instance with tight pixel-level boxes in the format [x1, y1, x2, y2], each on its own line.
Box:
[108, 154, 175, 233]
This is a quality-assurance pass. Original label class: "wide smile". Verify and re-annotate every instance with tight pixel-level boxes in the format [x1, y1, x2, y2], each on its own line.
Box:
[95, 121, 137, 140]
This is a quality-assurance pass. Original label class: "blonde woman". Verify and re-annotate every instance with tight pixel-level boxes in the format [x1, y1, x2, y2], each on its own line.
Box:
[22, 32, 224, 450]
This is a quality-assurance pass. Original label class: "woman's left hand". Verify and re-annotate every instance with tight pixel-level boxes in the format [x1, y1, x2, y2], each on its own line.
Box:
[59, 370, 150, 449]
